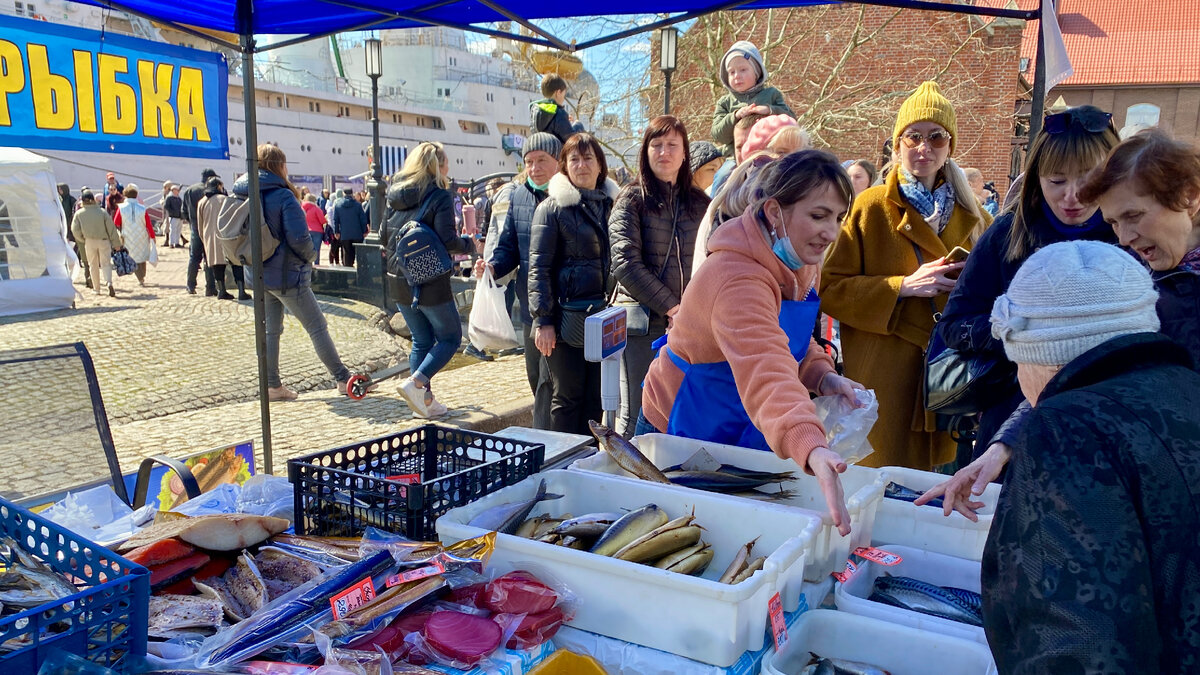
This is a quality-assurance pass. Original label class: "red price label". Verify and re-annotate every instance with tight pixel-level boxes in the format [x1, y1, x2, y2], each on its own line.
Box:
[330, 576, 376, 620]
[852, 546, 903, 566]
[386, 559, 446, 588]
[831, 559, 857, 584]
[386, 473, 421, 485]
[768, 592, 787, 651]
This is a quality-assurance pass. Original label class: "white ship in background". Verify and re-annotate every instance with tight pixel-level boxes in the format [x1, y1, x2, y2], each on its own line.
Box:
[1, 0, 605, 196]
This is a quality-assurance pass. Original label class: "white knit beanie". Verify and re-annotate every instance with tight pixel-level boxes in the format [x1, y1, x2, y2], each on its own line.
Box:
[990, 240, 1160, 366]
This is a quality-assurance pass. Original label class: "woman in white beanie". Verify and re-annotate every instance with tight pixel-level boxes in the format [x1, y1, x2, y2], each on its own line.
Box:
[979, 240, 1200, 674]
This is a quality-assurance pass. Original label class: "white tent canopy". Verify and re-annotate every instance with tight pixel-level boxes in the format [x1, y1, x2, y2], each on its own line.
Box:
[0, 148, 77, 316]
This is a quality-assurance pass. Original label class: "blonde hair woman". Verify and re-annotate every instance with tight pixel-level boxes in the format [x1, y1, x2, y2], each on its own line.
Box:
[821, 81, 992, 471]
[381, 141, 473, 418]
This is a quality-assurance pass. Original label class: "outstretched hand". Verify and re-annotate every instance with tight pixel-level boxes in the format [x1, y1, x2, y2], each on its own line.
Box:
[914, 442, 1011, 521]
[807, 447, 851, 537]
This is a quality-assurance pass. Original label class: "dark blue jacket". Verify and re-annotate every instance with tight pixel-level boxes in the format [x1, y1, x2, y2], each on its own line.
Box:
[233, 170, 315, 290]
[937, 210, 1117, 453]
[490, 180, 548, 325]
[1153, 267, 1200, 367]
[332, 195, 369, 241]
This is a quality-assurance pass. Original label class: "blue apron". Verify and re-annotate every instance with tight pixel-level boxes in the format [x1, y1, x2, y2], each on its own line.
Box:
[654, 288, 821, 452]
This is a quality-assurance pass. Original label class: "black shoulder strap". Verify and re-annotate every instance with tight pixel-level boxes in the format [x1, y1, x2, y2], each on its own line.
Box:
[909, 241, 941, 322]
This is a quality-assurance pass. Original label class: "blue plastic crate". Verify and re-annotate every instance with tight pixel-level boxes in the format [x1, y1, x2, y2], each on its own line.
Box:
[0, 498, 149, 671]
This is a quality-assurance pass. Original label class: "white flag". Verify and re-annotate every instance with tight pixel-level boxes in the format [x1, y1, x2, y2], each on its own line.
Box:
[1041, 0, 1074, 96]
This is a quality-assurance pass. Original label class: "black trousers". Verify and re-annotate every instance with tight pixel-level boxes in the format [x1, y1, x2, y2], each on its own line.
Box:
[341, 238, 363, 267]
[544, 340, 602, 436]
[523, 327, 552, 430]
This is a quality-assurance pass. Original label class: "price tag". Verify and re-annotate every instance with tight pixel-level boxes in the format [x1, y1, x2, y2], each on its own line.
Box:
[852, 546, 903, 566]
[386, 559, 446, 588]
[386, 473, 421, 485]
[768, 592, 787, 651]
[330, 576, 376, 620]
[831, 559, 857, 584]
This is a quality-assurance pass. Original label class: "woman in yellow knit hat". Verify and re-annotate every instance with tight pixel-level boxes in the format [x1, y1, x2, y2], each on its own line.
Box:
[820, 81, 991, 471]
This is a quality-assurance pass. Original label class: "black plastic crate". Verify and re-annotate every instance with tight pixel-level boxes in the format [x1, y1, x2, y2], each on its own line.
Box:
[0, 498, 149, 671]
[289, 425, 545, 540]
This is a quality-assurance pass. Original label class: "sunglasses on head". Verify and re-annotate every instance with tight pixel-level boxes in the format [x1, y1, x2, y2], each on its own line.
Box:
[900, 130, 952, 149]
[1043, 108, 1113, 135]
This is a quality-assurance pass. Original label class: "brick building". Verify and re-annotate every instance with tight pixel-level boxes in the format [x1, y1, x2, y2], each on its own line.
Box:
[1000, 0, 1200, 144]
[656, 4, 1027, 194]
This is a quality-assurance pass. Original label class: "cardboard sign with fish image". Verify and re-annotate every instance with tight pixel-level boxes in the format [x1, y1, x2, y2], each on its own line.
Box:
[153, 441, 255, 511]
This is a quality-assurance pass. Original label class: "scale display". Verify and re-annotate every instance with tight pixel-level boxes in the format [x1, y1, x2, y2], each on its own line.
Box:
[585, 307, 628, 362]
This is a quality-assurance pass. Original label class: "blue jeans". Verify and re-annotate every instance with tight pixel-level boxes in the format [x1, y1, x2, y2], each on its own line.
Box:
[634, 409, 661, 437]
[396, 300, 462, 383]
[310, 231, 323, 265]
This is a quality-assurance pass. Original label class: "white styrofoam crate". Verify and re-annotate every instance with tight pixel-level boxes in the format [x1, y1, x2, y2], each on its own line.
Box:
[834, 544, 986, 644]
[874, 466, 1001, 562]
[569, 433, 887, 581]
[436, 470, 821, 667]
[761, 609, 997, 675]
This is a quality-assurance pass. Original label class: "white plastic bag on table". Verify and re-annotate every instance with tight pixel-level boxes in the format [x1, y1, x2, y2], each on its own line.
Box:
[467, 268, 519, 351]
[813, 388, 879, 465]
[237, 474, 295, 523]
[40, 485, 155, 547]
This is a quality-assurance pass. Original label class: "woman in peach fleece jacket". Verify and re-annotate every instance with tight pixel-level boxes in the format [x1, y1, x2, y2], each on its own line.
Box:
[639, 150, 865, 534]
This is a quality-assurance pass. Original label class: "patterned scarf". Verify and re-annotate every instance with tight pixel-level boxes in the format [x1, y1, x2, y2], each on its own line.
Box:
[898, 167, 956, 234]
[1179, 245, 1200, 275]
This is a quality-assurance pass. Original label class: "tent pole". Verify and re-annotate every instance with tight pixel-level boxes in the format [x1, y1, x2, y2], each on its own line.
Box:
[1029, 0, 1046, 144]
[241, 33, 274, 475]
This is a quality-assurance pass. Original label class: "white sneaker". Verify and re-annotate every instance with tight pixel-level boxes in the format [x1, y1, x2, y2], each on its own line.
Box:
[426, 399, 449, 418]
[397, 377, 432, 418]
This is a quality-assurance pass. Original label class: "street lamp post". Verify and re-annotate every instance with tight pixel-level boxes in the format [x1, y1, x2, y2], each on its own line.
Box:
[659, 26, 678, 116]
[365, 38, 384, 236]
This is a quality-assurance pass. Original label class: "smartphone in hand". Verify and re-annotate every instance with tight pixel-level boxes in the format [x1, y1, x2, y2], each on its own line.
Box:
[945, 246, 970, 264]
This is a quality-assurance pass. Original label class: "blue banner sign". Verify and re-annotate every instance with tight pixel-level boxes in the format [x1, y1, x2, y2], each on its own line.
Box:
[0, 13, 228, 158]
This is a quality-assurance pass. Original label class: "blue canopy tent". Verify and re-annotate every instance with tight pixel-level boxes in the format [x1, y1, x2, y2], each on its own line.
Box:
[70, 0, 1046, 473]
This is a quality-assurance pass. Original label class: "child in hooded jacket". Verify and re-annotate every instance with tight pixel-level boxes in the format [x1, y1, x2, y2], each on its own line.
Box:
[711, 40, 795, 157]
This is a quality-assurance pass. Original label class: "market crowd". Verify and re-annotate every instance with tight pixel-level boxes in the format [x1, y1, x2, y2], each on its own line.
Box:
[57, 43, 1200, 673]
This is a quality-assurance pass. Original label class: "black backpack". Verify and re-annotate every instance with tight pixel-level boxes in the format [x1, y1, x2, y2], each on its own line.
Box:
[386, 191, 452, 305]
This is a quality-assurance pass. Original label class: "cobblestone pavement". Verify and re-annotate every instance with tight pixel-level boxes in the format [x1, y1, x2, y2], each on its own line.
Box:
[0, 244, 534, 499]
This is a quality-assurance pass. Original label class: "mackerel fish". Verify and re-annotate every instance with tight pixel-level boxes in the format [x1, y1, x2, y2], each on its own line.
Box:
[803, 652, 891, 675]
[467, 478, 563, 535]
[589, 504, 668, 557]
[869, 575, 983, 626]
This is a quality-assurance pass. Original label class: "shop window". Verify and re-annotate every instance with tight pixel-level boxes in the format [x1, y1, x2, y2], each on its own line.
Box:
[1126, 103, 1160, 128]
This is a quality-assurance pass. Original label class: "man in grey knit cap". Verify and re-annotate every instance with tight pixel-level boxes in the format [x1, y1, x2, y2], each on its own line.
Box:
[980, 240, 1200, 675]
[477, 132, 563, 429]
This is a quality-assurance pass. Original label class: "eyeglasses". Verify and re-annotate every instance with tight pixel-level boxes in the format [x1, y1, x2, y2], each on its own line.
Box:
[1043, 109, 1113, 135]
[900, 130, 952, 149]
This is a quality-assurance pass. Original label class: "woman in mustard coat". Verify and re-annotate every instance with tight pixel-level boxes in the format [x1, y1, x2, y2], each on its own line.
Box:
[821, 81, 991, 470]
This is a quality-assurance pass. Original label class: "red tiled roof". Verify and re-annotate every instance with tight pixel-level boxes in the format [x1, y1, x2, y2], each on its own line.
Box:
[976, 0, 1200, 86]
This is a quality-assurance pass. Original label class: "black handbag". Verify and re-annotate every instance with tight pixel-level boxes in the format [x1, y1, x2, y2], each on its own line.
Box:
[558, 299, 606, 349]
[911, 243, 1014, 416]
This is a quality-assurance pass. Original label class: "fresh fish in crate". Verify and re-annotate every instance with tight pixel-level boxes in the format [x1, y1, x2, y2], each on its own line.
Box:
[589, 504, 668, 556]
[653, 542, 714, 575]
[718, 537, 759, 584]
[589, 420, 672, 483]
[467, 478, 563, 534]
[613, 513, 702, 563]
[883, 482, 943, 510]
[664, 470, 794, 493]
[547, 512, 624, 539]
[803, 651, 891, 675]
[868, 575, 983, 626]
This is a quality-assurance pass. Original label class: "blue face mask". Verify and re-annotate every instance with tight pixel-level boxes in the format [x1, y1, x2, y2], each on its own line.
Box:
[770, 206, 805, 270]
[528, 176, 549, 191]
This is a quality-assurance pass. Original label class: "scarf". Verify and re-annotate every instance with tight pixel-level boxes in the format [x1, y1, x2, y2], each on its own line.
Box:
[898, 167, 955, 234]
[1039, 201, 1108, 238]
[1179, 245, 1200, 275]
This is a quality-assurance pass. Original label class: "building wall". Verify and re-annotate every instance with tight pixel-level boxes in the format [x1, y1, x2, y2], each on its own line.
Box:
[1054, 86, 1200, 141]
[658, 5, 1025, 194]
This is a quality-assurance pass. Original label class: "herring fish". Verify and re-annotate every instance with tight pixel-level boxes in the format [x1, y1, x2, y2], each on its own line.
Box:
[883, 482, 943, 510]
[589, 421, 671, 484]
[467, 479, 563, 535]
[718, 537, 758, 584]
[548, 512, 624, 539]
[869, 575, 983, 626]
[589, 504, 668, 557]
[663, 463, 796, 482]
[665, 470, 792, 493]
[804, 652, 891, 675]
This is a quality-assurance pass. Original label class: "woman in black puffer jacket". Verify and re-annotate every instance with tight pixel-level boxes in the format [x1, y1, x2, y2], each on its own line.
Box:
[609, 115, 710, 438]
[529, 133, 621, 435]
[381, 141, 472, 419]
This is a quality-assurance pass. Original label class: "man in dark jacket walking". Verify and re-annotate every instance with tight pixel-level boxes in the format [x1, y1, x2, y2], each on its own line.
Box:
[163, 184, 185, 248]
[182, 168, 218, 295]
[331, 187, 369, 267]
[59, 183, 89, 288]
[983, 240, 1200, 675]
[479, 133, 562, 429]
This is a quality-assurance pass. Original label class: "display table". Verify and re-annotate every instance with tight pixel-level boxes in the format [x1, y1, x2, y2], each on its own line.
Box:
[551, 579, 833, 675]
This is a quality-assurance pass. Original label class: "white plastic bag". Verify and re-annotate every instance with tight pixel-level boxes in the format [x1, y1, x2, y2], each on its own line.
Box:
[467, 269, 519, 351]
[813, 388, 879, 465]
